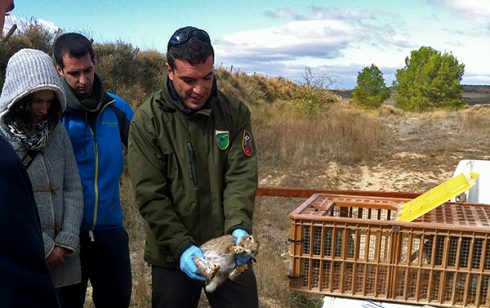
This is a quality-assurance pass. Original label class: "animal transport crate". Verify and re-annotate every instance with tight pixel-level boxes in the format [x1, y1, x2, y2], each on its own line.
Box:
[289, 193, 490, 307]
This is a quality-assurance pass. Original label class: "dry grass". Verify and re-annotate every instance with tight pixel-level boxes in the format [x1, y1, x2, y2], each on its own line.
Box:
[252, 102, 386, 166]
[253, 196, 325, 307]
[120, 174, 151, 307]
[458, 105, 490, 135]
[215, 68, 295, 107]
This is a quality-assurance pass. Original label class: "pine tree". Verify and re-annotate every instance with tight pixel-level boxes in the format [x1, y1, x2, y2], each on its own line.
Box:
[352, 64, 390, 109]
[394, 46, 465, 111]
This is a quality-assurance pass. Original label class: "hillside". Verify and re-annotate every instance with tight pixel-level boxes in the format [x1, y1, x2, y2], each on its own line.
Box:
[333, 85, 490, 106]
[462, 85, 490, 105]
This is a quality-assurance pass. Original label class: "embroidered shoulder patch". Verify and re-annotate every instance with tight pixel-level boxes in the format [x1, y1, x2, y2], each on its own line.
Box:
[215, 130, 230, 150]
[242, 130, 253, 157]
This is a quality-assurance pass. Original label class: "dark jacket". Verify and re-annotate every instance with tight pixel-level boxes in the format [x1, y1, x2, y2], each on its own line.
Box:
[128, 75, 258, 268]
[61, 75, 134, 231]
[0, 135, 59, 307]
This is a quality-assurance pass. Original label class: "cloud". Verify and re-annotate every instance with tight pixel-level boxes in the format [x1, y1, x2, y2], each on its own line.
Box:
[431, 0, 490, 23]
[428, 1, 490, 40]
[214, 6, 413, 88]
[215, 19, 355, 60]
[263, 6, 378, 21]
[3, 15, 60, 36]
[35, 18, 60, 33]
[264, 8, 306, 20]
[309, 6, 378, 21]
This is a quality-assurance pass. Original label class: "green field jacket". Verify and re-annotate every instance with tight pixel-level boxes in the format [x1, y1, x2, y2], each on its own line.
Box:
[128, 77, 258, 268]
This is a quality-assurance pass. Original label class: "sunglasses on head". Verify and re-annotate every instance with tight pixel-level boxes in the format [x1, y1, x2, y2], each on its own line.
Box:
[167, 29, 210, 50]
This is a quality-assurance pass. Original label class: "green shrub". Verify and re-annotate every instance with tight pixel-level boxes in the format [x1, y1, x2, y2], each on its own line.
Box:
[94, 42, 166, 107]
[292, 85, 336, 115]
[352, 64, 390, 109]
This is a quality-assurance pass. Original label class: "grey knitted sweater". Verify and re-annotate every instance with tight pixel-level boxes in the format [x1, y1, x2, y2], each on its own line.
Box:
[0, 49, 83, 287]
[0, 124, 83, 287]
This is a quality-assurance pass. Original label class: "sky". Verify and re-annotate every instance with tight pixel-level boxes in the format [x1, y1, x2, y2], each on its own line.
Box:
[7, 0, 490, 89]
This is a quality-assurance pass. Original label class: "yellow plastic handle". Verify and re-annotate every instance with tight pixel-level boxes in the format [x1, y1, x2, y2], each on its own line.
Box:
[397, 172, 479, 222]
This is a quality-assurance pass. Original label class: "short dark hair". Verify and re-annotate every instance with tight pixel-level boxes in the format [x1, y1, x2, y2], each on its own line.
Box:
[166, 26, 214, 70]
[53, 32, 94, 69]
[3, 93, 62, 132]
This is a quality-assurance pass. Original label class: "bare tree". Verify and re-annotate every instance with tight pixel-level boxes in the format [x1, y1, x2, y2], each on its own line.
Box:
[301, 67, 336, 89]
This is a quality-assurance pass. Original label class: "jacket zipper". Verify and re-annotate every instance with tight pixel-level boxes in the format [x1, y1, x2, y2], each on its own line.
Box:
[187, 141, 198, 186]
[87, 99, 115, 238]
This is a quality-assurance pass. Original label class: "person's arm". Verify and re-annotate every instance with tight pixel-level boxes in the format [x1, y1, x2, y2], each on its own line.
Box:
[119, 102, 134, 148]
[223, 103, 258, 235]
[107, 93, 134, 148]
[41, 230, 55, 259]
[128, 106, 194, 260]
[54, 126, 83, 255]
[0, 137, 59, 306]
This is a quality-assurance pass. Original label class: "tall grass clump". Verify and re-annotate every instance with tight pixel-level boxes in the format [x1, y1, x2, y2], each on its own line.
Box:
[253, 103, 385, 166]
[458, 106, 490, 136]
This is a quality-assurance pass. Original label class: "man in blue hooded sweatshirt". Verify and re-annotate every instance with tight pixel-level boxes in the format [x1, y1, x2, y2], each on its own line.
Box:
[53, 32, 133, 308]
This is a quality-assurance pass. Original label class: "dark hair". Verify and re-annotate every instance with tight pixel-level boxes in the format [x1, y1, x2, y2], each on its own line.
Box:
[166, 27, 214, 70]
[3, 93, 61, 132]
[53, 32, 94, 69]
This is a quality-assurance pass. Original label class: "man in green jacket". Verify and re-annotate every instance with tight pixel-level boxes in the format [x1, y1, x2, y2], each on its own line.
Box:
[128, 26, 258, 307]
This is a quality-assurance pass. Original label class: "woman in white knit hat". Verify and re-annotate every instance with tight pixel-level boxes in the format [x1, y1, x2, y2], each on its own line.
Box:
[0, 48, 83, 294]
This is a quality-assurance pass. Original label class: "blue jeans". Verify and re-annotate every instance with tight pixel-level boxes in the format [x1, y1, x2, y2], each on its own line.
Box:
[58, 227, 132, 308]
[151, 262, 258, 308]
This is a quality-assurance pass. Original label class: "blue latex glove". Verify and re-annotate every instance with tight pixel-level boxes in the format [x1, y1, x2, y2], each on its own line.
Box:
[232, 229, 252, 265]
[179, 245, 205, 281]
